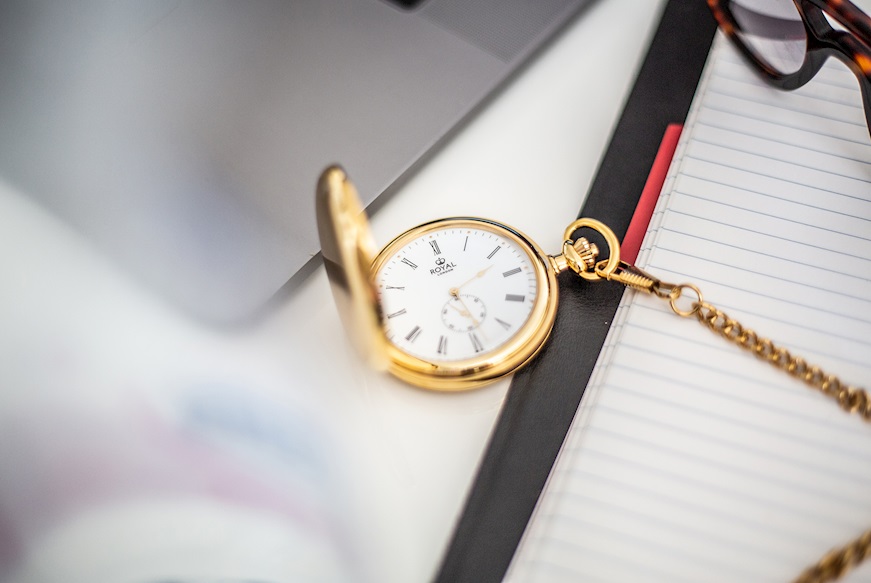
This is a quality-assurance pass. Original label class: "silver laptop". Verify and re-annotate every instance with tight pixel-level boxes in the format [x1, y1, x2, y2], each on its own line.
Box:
[0, 0, 595, 322]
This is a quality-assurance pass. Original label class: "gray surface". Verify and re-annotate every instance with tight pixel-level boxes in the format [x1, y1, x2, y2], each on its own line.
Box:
[0, 0, 591, 321]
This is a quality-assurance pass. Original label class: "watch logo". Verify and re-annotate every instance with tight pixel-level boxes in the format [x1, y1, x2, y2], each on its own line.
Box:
[431, 257, 456, 275]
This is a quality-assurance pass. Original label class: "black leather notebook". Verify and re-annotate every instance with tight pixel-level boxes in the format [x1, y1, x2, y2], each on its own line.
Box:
[434, 2, 718, 581]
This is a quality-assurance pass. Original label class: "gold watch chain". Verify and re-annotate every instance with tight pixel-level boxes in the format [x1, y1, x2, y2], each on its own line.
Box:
[561, 219, 871, 583]
[648, 280, 871, 583]
[655, 282, 871, 421]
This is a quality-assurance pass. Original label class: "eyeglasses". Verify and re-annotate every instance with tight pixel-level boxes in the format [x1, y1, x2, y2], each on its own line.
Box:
[706, 0, 871, 137]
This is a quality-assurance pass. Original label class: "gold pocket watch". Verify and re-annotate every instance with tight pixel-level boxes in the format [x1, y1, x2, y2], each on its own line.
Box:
[316, 165, 616, 391]
[317, 165, 871, 580]
[316, 165, 870, 409]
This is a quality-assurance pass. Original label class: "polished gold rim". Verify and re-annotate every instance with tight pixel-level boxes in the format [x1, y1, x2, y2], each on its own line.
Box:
[371, 217, 559, 391]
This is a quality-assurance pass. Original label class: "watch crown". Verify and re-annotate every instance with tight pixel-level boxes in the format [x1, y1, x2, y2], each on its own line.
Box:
[572, 237, 599, 272]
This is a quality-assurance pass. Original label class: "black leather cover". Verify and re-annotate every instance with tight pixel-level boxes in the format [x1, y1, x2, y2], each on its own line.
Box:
[434, 2, 718, 581]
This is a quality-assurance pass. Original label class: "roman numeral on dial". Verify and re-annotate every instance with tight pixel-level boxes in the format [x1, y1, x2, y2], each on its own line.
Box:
[502, 267, 521, 278]
[437, 335, 447, 355]
[505, 294, 525, 302]
[469, 332, 484, 353]
[405, 325, 422, 342]
[429, 240, 441, 255]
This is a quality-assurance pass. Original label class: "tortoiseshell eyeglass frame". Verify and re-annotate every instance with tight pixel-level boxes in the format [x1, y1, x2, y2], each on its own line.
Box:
[706, 0, 871, 137]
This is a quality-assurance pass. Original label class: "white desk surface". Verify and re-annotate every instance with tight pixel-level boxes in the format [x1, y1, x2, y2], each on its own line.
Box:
[0, 1, 668, 581]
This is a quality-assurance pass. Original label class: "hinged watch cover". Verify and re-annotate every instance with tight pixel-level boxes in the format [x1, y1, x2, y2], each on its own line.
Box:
[315, 165, 388, 371]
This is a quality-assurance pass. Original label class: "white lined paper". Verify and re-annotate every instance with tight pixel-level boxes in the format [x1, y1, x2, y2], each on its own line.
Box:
[507, 34, 871, 582]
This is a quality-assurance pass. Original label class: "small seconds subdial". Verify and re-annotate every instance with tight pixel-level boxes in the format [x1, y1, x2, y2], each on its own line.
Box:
[441, 294, 487, 332]
[375, 223, 538, 362]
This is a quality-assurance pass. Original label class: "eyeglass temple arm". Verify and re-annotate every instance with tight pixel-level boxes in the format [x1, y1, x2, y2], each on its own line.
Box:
[809, 0, 871, 47]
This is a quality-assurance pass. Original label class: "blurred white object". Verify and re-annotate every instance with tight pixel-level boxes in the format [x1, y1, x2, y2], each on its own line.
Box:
[0, 182, 366, 582]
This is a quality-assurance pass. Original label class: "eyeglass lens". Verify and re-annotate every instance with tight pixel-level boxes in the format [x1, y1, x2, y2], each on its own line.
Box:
[730, 0, 808, 74]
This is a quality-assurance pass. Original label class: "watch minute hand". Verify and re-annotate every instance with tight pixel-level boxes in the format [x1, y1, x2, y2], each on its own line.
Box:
[450, 266, 493, 297]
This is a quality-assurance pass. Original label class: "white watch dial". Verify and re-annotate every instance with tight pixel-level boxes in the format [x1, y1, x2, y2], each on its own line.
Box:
[375, 223, 539, 362]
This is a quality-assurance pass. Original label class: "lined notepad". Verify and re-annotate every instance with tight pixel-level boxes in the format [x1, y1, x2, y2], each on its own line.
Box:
[507, 34, 871, 582]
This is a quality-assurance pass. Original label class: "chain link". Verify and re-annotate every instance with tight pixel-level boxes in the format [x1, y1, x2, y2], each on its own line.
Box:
[794, 528, 871, 583]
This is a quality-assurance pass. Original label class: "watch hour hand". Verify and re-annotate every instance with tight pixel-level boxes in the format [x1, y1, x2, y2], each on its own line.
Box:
[447, 301, 471, 318]
[452, 295, 481, 328]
